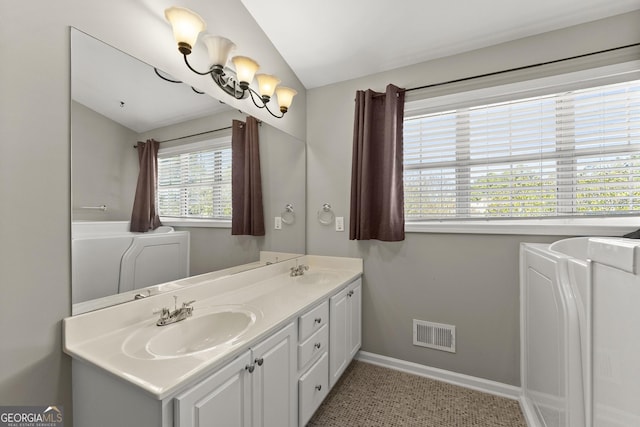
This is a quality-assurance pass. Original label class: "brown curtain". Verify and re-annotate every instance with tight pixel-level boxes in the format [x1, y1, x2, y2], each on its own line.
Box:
[349, 84, 405, 241]
[130, 139, 162, 232]
[232, 117, 265, 236]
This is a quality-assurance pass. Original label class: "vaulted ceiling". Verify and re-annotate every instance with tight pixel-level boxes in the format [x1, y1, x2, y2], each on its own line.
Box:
[241, 0, 640, 88]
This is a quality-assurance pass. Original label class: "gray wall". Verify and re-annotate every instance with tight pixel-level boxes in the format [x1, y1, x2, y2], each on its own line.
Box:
[306, 11, 640, 386]
[257, 123, 306, 256]
[354, 233, 561, 384]
[72, 101, 138, 221]
[1, 6, 72, 412]
[1, 3, 638, 426]
[0, 0, 305, 422]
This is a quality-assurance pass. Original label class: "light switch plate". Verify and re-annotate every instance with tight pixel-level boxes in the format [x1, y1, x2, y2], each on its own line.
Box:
[335, 216, 344, 232]
[275, 217, 282, 230]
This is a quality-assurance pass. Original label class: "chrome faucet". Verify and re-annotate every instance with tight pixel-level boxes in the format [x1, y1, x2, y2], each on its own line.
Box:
[134, 290, 151, 300]
[290, 263, 309, 277]
[155, 296, 195, 326]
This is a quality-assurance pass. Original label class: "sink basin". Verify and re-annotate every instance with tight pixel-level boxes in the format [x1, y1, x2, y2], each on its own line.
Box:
[148, 311, 254, 357]
[123, 306, 257, 359]
[295, 271, 340, 285]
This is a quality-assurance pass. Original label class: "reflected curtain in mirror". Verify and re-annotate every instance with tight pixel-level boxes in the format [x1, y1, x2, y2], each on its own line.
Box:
[130, 139, 162, 232]
[349, 84, 405, 241]
[232, 117, 265, 236]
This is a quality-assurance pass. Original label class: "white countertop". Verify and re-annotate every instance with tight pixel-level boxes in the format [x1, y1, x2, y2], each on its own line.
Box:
[63, 255, 362, 400]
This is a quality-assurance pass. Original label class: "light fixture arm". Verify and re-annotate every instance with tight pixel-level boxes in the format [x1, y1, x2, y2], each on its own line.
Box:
[246, 88, 285, 119]
[154, 67, 205, 95]
[182, 54, 215, 76]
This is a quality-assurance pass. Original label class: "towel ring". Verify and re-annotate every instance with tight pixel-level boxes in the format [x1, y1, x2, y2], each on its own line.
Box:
[317, 203, 335, 225]
[281, 204, 295, 225]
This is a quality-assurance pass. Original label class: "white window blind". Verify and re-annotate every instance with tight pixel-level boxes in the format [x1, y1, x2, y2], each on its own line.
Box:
[157, 140, 232, 220]
[404, 78, 640, 221]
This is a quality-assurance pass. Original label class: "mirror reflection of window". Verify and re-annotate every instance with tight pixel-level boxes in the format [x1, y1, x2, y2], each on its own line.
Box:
[158, 137, 232, 220]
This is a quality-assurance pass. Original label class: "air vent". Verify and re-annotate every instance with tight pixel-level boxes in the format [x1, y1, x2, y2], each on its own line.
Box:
[413, 319, 456, 353]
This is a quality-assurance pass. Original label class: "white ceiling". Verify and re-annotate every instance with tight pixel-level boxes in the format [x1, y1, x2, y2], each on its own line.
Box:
[71, 29, 231, 133]
[241, 0, 640, 89]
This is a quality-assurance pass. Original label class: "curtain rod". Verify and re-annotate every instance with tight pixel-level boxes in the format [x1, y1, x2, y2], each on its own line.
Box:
[133, 126, 231, 148]
[133, 120, 262, 148]
[403, 42, 640, 93]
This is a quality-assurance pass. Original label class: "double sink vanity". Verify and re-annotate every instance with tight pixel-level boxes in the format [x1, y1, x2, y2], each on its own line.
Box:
[63, 255, 363, 426]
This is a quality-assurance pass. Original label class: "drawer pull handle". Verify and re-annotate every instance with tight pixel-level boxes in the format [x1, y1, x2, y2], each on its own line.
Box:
[314, 318, 322, 324]
[315, 384, 322, 391]
[314, 343, 321, 349]
[255, 358, 264, 366]
[348, 290, 354, 297]
[245, 364, 255, 373]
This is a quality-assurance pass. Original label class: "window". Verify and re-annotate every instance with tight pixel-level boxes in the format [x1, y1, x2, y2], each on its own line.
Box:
[404, 78, 640, 222]
[157, 138, 232, 221]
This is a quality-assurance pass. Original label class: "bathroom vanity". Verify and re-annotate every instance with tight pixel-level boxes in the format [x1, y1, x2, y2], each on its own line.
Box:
[64, 255, 362, 427]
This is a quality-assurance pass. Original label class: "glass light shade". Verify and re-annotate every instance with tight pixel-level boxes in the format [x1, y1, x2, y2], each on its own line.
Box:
[202, 35, 236, 68]
[164, 7, 206, 54]
[232, 56, 260, 84]
[275, 86, 297, 111]
[255, 74, 281, 99]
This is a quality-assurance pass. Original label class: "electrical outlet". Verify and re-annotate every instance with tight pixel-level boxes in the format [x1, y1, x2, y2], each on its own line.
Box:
[335, 216, 344, 232]
[274, 217, 282, 230]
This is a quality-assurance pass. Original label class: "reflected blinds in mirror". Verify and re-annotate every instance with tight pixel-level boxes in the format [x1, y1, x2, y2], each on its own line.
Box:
[157, 139, 232, 220]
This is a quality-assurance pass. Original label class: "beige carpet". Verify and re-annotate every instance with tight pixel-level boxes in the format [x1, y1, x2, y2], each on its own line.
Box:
[308, 361, 527, 427]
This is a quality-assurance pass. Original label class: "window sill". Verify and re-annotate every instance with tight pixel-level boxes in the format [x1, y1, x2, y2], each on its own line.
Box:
[405, 217, 640, 236]
[160, 218, 231, 229]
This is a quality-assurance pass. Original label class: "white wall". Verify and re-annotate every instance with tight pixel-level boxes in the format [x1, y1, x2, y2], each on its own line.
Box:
[0, 1, 305, 422]
[306, 11, 640, 385]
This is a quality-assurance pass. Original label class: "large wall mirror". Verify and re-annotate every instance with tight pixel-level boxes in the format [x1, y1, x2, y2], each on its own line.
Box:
[71, 28, 306, 315]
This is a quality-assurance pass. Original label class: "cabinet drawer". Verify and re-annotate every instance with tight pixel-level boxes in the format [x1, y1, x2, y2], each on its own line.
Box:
[298, 324, 328, 372]
[299, 301, 328, 341]
[298, 352, 329, 426]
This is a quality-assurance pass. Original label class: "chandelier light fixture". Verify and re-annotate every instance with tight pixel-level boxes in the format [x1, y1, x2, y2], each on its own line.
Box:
[164, 6, 297, 118]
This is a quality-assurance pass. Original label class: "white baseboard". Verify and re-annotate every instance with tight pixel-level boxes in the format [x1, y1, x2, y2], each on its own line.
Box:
[355, 351, 521, 401]
[519, 395, 542, 427]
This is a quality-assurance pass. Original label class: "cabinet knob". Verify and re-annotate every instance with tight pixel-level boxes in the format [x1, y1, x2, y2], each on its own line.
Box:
[314, 317, 322, 324]
[348, 290, 354, 297]
[255, 358, 264, 366]
[314, 342, 321, 350]
[245, 364, 255, 373]
[315, 384, 322, 391]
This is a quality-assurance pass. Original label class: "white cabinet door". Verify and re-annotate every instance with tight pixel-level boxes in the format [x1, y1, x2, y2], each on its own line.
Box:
[174, 350, 252, 427]
[348, 280, 362, 359]
[251, 322, 296, 427]
[329, 278, 362, 389]
[329, 286, 349, 389]
[175, 323, 296, 427]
